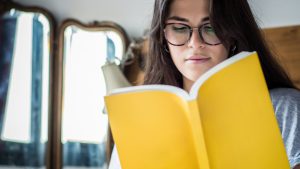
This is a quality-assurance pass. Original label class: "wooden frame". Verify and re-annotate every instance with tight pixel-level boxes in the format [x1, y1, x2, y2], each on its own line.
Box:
[54, 18, 129, 169]
[0, 1, 56, 169]
[263, 25, 300, 89]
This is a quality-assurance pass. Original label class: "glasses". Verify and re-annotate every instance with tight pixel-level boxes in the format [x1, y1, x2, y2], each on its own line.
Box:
[164, 23, 222, 46]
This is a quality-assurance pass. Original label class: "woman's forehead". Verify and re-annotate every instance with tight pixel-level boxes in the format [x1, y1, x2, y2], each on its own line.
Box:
[167, 0, 210, 25]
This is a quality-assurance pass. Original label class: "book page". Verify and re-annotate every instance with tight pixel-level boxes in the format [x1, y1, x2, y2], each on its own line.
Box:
[105, 90, 201, 169]
[195, 52, 290, 169]
[190, 51, 254, 99]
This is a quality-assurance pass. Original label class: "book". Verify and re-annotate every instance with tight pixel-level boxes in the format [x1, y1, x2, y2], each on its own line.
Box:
[104, 51, 290, 169]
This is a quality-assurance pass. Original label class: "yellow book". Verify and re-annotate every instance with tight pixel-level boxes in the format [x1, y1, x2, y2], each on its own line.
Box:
[104, 51, 290, 169]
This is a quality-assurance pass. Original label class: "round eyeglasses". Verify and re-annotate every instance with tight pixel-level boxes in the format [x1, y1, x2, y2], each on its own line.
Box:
[164, 23, 222, 46]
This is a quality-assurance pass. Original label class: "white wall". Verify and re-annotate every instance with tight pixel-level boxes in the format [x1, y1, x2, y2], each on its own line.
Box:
[249, 0, 300, 28]
[14, 0, 300, 39]
[13, 0, 154, 39]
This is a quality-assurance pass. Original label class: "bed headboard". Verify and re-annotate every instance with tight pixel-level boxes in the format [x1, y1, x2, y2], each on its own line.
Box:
[263, 25, 300, 89]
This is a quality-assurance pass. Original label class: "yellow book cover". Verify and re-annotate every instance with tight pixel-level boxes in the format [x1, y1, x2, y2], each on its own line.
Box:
[104, 51, 290, 169]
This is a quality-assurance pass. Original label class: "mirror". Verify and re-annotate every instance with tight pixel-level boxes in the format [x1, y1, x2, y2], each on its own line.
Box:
[0, 1, 54, 168]
[55, 19, 129, 168]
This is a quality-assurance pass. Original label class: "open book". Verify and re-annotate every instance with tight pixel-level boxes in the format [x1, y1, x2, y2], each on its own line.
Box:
[104, 51, 290, 169]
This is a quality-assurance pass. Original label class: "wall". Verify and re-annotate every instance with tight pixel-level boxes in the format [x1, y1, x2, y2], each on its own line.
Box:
[249, 0, 300, 28]
[13, 0, 300, 39]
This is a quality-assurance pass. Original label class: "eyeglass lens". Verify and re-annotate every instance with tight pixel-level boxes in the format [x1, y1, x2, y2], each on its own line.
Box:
[164, 23, 221, 46]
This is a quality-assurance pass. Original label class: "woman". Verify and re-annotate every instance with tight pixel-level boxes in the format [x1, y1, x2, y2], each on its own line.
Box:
[109, 0, 300, 168]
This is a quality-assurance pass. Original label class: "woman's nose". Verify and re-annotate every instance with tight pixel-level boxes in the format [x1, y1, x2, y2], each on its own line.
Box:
[187, 28, 205, 48]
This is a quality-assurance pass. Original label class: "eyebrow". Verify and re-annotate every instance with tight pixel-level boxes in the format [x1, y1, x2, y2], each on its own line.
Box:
[166, 16, 210, 23]
[166, 16, 188, 22]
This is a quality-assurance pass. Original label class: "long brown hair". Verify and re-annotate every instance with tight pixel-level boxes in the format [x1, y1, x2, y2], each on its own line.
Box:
[144, 0, 296, 90]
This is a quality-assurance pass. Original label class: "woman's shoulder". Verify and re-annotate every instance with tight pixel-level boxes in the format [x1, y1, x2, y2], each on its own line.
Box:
[270, 88, 300, 105]
[270, 88, 300, 168]
[269, 88, 300, 117]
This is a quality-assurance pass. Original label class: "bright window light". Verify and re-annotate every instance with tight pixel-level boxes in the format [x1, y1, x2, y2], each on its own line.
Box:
[61, 27, 123, 144]
[1, 12, 33, 143]
[39, 14, 50, 143]
[1, 12, 50, 144]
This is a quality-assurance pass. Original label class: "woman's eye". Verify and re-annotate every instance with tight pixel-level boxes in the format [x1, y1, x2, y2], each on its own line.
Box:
[203, 26, 215, 34]
[172, 25, 189, 33]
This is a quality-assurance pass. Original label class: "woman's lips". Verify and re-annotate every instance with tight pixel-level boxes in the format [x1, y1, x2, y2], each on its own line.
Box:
[185, 56, 211, 63]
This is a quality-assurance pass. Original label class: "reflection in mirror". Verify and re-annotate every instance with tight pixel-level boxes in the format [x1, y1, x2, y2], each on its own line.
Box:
[58, 20, 129, 168]
[0, 2, 53, 169]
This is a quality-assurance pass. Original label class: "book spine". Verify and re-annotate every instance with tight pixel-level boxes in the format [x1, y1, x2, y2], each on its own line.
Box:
[188, 100, 210, 169]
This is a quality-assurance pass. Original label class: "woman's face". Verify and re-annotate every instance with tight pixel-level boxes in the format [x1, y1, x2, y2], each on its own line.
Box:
[165, 0, 229, 91]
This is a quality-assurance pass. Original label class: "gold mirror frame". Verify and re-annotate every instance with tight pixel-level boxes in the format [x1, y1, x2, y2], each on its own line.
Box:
[54, 19, 129, 169]
[0, 1, 55, 169]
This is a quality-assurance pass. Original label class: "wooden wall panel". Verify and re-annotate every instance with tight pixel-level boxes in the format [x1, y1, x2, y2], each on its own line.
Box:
[124, 26, 300, 89]
[263, 25, 300, 89]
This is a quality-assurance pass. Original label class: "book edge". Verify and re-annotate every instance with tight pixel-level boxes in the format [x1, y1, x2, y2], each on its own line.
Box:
[109, 84, 191, 100]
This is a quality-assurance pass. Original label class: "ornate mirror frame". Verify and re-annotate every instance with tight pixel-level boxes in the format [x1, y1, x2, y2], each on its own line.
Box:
[54, 19, 129, 169]
[0, 1, 55, 168]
